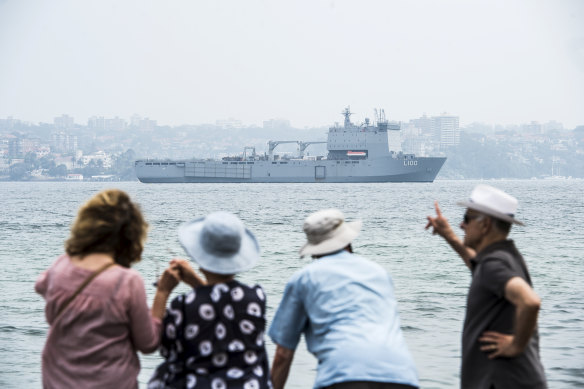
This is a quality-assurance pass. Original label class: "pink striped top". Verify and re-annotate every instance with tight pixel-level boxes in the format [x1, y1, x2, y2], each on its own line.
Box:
[35, 254, 162, 389]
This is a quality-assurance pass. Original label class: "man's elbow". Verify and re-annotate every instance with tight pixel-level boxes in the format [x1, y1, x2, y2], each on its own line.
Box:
[525, 294, 541, 311]
[137, 341, 160, 354]
[134, 332, 162, 354]
[274, 345, 295, 363]
[506, 277, 541, 311]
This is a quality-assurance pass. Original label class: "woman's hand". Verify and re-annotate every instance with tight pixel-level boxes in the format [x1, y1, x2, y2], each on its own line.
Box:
[156, 266, 180, 294]
[151, 266, 181, 320]
[170, 258, 207, 288]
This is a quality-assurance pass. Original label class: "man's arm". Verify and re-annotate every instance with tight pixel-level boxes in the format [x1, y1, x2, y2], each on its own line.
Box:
[479, 276, 541, 358]
[425, 201, 476, 269]
[271, 345, 295, 389]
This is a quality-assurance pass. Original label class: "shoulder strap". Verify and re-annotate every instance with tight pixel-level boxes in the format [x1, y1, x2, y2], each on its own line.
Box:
[54, 262, 115, 321]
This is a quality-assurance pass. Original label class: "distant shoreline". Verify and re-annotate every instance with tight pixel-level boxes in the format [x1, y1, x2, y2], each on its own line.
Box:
[0, 177, 132, 182]
[1, 177, 580, 183]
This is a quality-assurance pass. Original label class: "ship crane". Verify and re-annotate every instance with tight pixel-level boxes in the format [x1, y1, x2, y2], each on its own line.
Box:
[298, 141, 326, 157]
[374, 108, 387, 124]
[268, 140, 298, 161]
[243, 146, 256, 161]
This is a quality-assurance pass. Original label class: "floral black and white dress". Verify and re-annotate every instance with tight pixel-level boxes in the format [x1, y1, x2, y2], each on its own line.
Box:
[148, 280, 271, 389]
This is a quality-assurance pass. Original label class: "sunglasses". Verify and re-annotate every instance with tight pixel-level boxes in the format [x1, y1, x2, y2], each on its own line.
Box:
[463, 213, 483, 224]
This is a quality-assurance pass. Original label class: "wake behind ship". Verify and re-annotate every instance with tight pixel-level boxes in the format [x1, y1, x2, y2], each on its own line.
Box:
[135, 108, 446, 183]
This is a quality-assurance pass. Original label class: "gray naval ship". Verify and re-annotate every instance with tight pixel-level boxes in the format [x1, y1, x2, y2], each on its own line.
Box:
[135, 108, 446, 183]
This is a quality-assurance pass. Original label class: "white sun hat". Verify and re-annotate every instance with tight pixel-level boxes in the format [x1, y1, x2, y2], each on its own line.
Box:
[457, 184, 524, 226]
[299, 209, 362, 257]
[178, 212, 260, 274]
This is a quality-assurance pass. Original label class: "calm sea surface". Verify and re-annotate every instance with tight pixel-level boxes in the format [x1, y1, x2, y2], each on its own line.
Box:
[0, 180, 583, 388]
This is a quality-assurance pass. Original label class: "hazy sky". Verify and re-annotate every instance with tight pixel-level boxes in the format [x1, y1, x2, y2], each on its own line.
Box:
[1, 0, 583, 128]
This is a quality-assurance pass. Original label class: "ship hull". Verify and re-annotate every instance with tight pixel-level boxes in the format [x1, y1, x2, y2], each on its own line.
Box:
[135, 157, 446, 183]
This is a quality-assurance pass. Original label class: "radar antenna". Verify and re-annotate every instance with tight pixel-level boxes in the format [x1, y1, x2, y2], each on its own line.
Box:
[342, 107, 353, 128]
[375, 108, 386, 123]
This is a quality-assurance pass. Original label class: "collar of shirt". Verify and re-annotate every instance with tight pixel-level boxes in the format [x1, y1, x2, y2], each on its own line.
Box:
[470, 239, 516, 269]
[316, 249, 352, 261]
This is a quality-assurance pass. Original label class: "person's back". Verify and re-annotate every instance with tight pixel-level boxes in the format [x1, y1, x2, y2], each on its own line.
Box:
[149, 211, 271, 388]
[36, 255, 160, 388]
[281, 250, 418, 386]
[269, 209, 418, 389]
[35, 189, 179, 389]
[150, 280, 269, 387]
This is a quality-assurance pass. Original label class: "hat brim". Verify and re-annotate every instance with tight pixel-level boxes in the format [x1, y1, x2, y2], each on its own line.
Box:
[299, 220, 362, 257]
[457, 200, 524, 226]
[178, 218, 260, 274]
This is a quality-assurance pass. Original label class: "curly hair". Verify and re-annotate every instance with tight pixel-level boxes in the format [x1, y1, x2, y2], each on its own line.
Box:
[65, 189, 148, 268]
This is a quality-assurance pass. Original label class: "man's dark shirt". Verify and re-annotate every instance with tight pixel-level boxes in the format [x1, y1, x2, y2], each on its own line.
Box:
[461, 240, 547, 389]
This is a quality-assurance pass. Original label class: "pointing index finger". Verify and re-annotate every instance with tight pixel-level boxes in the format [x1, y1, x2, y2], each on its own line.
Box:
[434, 201, 443, 217]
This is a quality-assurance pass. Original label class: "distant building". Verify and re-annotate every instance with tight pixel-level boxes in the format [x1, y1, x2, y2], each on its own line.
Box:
[0, 117, 20, 130]
[106, 117, 127, 131]
[0, 138, 8, 157]
[3, 135, 52, 158]
[88, 116, 127, 131]
[543, 120, 563, 132]
[400, 123, 424, 155]
[30, 169, 47, 178]
[20, 137, 41, 155]
[0, 157, 9, 173]
[139, 118, 157, 131]
[407, 113, 460, 150]
[80, 150, 112, 168]
[263, 119, 291, 129]
[51, 132, 78, 153]
[522, 121, 543, 134]
[54, 115, 75, 130]
[35, 146, 51, 158]
[88, 116, 106, 130]
[130, 114, 142, 127]
[66, 173, 84, 181]
[54, 156, 75, 170]
[8, 138, 22, 158]
[432, 114, 460, 149]
[410, 114, 433, 135]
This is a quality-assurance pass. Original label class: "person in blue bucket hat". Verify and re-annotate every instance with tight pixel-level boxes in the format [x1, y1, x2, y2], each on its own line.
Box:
[148, 212, 271, 389]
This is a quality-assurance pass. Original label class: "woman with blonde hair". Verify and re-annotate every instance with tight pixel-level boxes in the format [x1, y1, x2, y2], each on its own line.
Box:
[36, 189, 179, 389]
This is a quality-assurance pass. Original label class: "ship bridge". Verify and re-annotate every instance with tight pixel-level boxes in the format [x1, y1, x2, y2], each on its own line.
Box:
[326, 107, 402, 160]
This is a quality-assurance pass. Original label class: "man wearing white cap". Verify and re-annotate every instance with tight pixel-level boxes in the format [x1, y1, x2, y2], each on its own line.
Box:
[269, 209, 419, 389]
[426, 185, 546, 389]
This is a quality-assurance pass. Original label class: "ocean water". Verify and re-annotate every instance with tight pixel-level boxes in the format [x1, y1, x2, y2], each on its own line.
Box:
[0, 180, 583, 388]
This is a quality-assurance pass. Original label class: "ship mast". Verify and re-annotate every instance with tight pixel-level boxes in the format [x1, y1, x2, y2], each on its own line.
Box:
[342, 107, 353, 128]
[375, 108, 386, 124]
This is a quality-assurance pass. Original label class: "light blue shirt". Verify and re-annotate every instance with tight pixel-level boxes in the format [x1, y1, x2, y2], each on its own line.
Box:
[269, 250, 419, 388]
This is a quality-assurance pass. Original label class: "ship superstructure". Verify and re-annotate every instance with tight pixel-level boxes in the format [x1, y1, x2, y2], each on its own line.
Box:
[135, 108, 446, 183]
